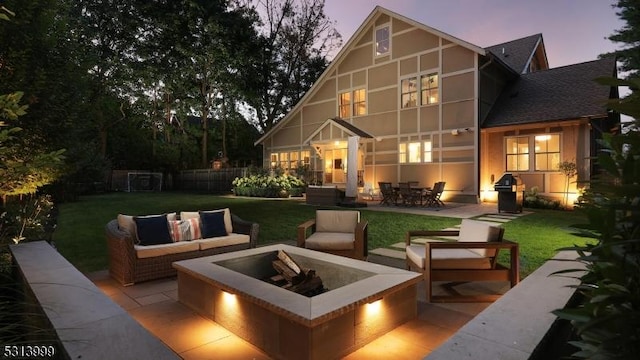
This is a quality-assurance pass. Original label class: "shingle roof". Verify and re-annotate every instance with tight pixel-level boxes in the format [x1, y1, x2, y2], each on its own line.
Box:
[486, 34, 542, 74]
[332, 118, 374, 138]
[483, 57, 616, 128]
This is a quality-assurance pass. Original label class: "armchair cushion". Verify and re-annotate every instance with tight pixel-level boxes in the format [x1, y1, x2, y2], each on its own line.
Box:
[406, 245, 492, 270]
[305, 232, 355, 250]
[316, 210, 359, 233]
[458, 219, 503, 256]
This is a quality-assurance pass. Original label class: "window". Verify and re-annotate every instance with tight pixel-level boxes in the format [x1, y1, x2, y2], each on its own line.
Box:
[401, 78, 417, 108]
[506, 137, 529, 171]
[353, 89, 366, 116]
[339, 92, 351, 118]
[423, 140, 432, 162]
[401, 73, 439, 108]
[271, 151, 311, 172]
[375, 26, 389, 56]
[534, 134, 560, 171]
[505, 134, 561, 172]
[421, 74, 439, 105]
[289, 152, 299, 169]
[339, 89, 366, 118]
[399, 141, 431, 163]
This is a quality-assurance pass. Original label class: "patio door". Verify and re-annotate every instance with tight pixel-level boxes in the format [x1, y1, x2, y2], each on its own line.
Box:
[323, 148, 347, 184]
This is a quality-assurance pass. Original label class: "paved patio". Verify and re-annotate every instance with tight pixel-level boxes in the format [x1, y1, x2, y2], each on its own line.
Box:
[90, 269, 507, 359]
[90, 201, 519, 359]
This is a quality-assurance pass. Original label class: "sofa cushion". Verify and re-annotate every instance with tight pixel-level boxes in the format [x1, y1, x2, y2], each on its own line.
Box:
[181, 208, 233, 234]
[200, 211, 228, 238]
[305, 232, 355, 251]
[134, 241, 200, 259]
[458, 219, 503, 256]
[168, 218, 201, 242]
[315, 210, 359, 233]
[134, 215, 172, 246]
[118, 213, 176, 242]
[406, 244, 491, 270]
[194, 233, 250, 251]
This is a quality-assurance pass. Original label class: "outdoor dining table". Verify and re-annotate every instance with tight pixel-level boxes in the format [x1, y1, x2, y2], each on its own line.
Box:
[392, 184, 431, 207]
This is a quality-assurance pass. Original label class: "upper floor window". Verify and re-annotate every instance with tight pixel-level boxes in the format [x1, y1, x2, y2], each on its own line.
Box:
[401, 73, 439, 108]
[401, 78, 418, 108]
[375, 26, 390, 56]
[339, 91, 351, 118]
[399, 140, 432, 163]
[339, 89, 366, 117]
[506, 137, 529, 171]
[353, 89, 366, 116]
[534, 134, 560, 171]
[421, 74, 439, 105]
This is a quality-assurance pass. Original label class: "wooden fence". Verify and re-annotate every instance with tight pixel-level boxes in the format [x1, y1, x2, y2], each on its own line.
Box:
[176, 168, 248, 193]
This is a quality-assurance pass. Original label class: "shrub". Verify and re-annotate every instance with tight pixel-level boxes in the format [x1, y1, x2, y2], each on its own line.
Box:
[553, 78, 640, 359]
[232, 173, 305, 198]
[524, 186, 562, 209]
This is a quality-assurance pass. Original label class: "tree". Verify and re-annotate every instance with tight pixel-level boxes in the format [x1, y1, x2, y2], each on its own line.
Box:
[144, 0, 261, 168]
[245, 0, 342, 132]
[67, 0, 145, 158]
[0, 4, 66, 199]
[607, 0, 640, 79]
[558, 160, 577, 208]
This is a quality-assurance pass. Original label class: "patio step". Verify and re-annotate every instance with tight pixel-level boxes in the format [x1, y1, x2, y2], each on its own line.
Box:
[476, 216, 512, 223]
[369, 247, 405, 259]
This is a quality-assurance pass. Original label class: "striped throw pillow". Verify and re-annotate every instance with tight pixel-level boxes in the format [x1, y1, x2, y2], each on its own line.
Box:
[168, 218, 201, 242]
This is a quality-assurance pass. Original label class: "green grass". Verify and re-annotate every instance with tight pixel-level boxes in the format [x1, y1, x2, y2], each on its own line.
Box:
[52, 192, 592, 278]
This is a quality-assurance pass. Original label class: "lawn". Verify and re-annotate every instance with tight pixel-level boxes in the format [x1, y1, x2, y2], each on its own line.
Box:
[52, 192, 592, 278]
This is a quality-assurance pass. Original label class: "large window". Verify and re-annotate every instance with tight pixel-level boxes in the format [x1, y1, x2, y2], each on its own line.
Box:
[506, 134, 561, 171]
[506, 137, 529, 171]
[399, 140, 432, 163]
[271, 151, 310, 171]
[375, 25, 389, 56]
[534, 134, 560, 171]
[401, 73, 439, 108]
[339, 89, 366, 118]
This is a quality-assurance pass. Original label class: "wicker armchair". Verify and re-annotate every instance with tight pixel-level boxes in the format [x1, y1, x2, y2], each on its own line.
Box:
[106, 213, 258, 286]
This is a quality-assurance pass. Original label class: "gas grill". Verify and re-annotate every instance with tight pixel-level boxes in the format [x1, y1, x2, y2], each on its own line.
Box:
[494, 173, 525, 213]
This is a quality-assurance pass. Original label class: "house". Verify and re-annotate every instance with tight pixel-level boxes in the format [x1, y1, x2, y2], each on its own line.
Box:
[254, 6, 619, 204]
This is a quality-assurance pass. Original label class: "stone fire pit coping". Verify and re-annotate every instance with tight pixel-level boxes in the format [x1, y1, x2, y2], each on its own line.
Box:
[173, 244, 421, 327]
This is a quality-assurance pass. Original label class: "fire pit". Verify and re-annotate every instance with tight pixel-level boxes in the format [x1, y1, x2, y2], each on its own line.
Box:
[173, 244, 421, 360]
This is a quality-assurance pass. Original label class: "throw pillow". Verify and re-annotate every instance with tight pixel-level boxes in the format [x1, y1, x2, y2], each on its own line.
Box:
[168, 218, 202, 242]
[134, 215, 172, 246]
[200, 211, 228, 238]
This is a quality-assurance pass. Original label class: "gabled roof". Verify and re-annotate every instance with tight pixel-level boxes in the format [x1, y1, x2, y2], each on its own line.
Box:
[255, 6, 486, 146]
[483, 57, 616, 128]
[303, 118, 374, 145]
[486, 34, 546, 74]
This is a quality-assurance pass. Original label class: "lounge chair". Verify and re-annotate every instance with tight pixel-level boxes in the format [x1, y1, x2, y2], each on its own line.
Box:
[405, 219, 519, 302]
[297, 210, 368, 260]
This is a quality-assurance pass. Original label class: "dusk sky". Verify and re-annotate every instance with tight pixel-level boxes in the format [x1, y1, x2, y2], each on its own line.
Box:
[323, 0, 625, 69]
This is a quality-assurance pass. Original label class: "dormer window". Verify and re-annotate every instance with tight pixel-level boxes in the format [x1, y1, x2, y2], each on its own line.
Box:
[375, 25, 390, 56]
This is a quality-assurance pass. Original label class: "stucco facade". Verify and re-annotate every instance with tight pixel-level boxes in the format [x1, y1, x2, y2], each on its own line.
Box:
[256, 6, 618, 205]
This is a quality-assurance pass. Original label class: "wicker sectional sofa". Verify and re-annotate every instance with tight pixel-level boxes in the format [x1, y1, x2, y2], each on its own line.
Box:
[106, 208, 258, 286]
